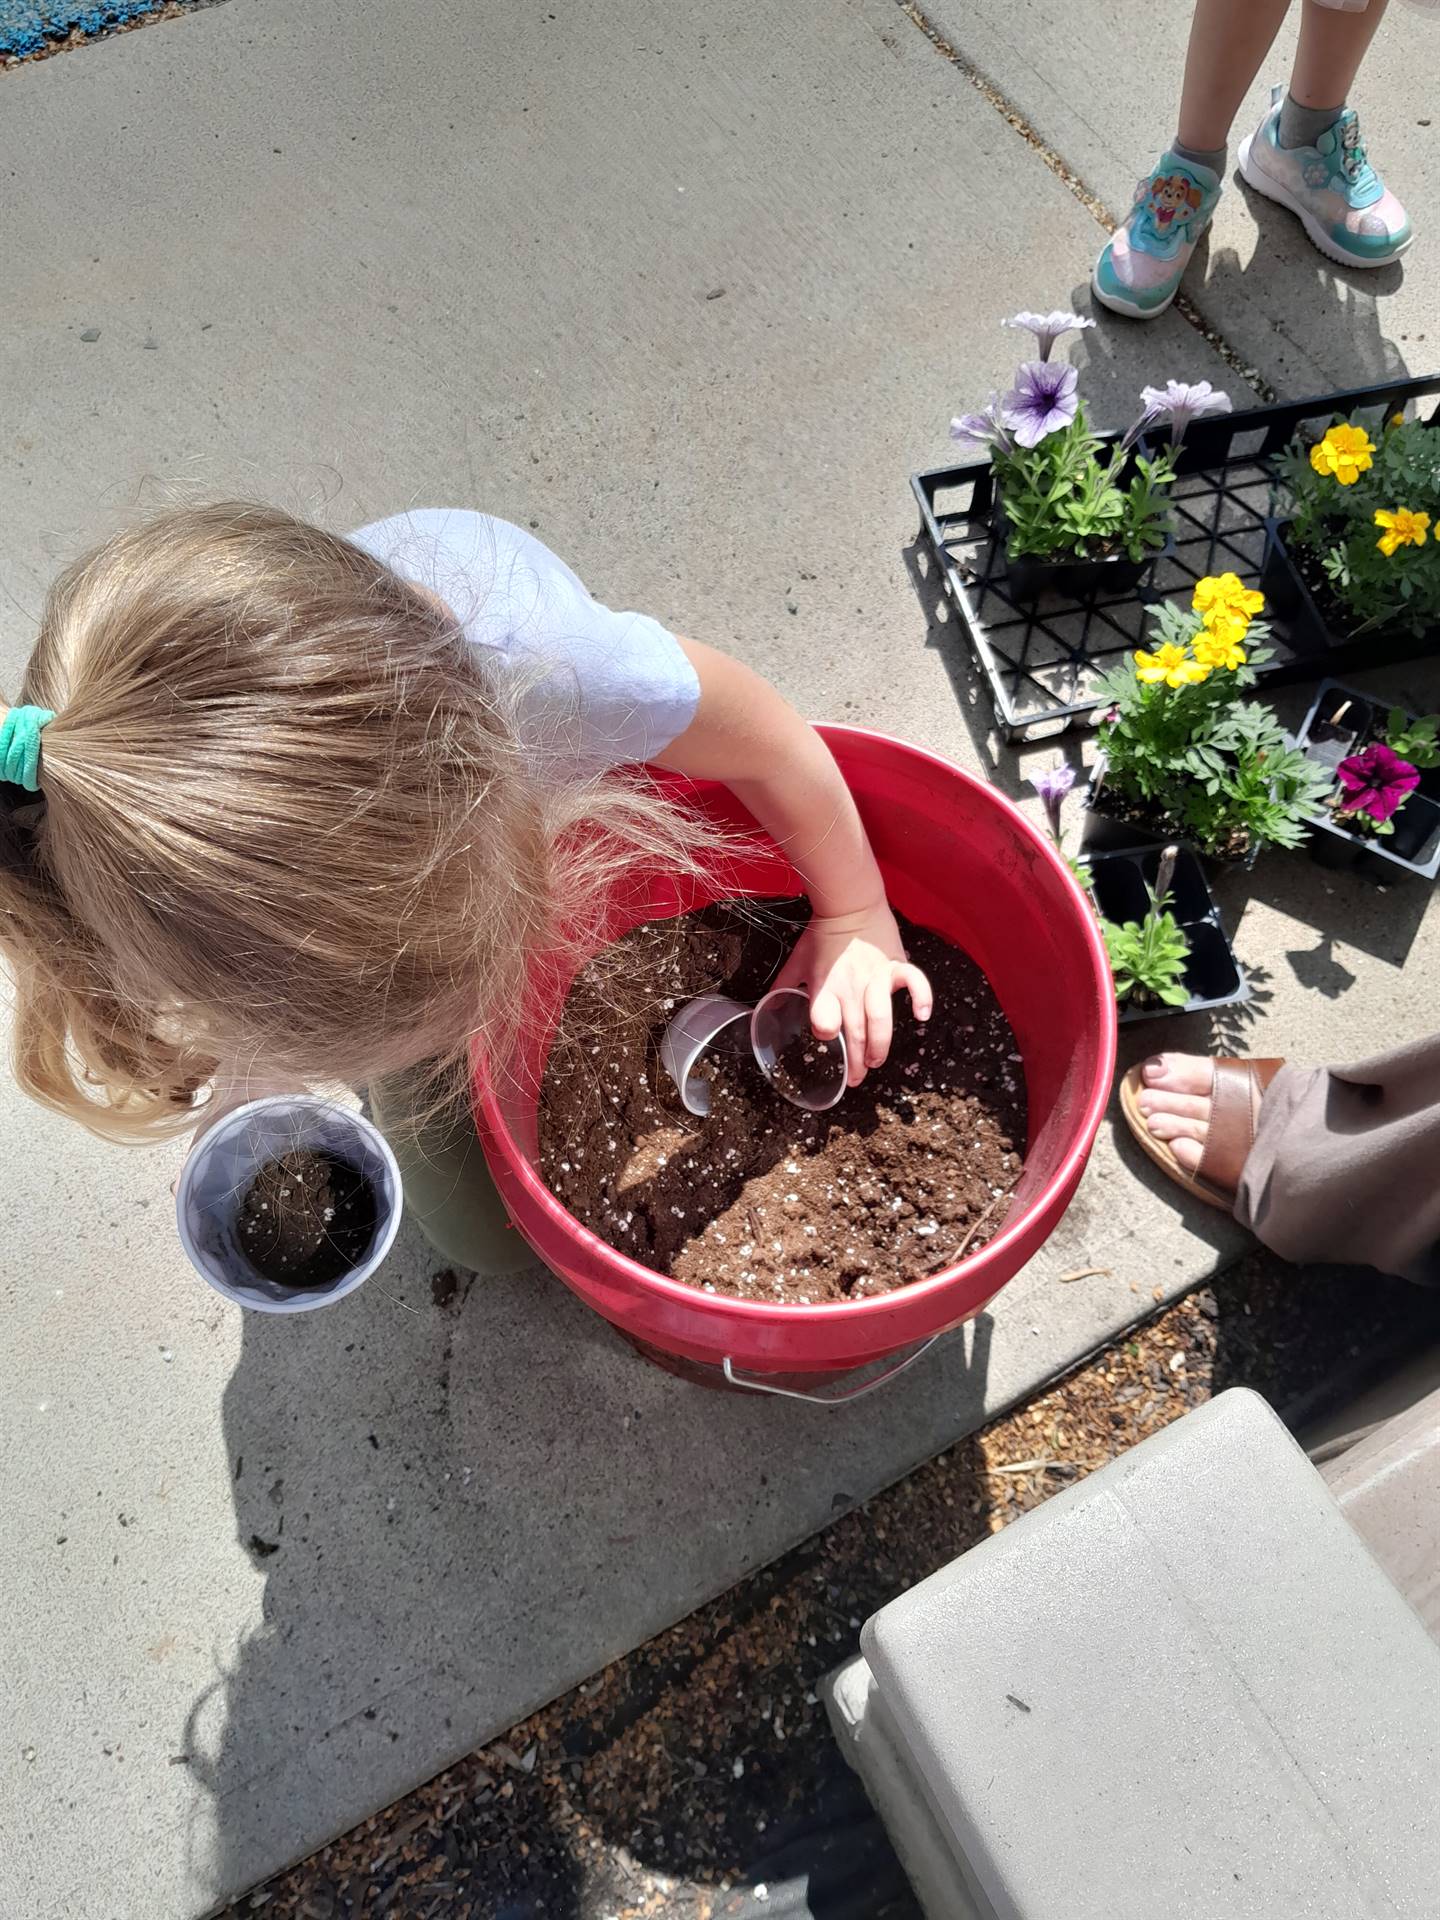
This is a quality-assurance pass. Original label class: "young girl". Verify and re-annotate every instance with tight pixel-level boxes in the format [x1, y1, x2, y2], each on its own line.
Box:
[0, 504, 931, 1271]
[1094, 0, 1411, 321]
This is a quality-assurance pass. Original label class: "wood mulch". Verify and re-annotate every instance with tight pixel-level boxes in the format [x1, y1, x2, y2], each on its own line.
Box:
[229, 1250, 1440, 1920]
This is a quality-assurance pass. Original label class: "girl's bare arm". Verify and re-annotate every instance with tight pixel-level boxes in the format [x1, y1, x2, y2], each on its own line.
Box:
[657, 637, 932, 1082]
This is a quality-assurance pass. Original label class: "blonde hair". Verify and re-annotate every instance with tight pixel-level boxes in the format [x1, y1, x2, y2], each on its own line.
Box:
[0, 502, 716, 1140]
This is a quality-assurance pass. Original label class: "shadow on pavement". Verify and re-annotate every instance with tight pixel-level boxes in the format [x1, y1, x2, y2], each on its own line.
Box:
[1283, 931, 1358, 1001]
[1213, 179, 1411, 396]
[193, 1236, 996, 1918]
[1224, 840, 1433, 969]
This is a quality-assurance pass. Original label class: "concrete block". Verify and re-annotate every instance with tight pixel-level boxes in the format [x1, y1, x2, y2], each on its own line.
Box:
[825, 1656, 984, 1920]
[1323, 1382, 1440, 1643]
[1305, 1339, 1440, 1461]
[859, 1390, 1440, 1918]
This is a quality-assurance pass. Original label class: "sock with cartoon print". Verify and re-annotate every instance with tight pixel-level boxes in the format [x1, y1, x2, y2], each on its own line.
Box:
[1278, 94, 1345, 151]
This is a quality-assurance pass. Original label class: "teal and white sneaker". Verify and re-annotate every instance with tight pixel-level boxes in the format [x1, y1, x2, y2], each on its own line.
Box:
[1092, 152, 1223, 319]
[1238, 89, 1412, 268]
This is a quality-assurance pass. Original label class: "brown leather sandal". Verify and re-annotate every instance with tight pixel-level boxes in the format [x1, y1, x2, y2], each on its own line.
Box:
[1119, 1057, 1285, 1211]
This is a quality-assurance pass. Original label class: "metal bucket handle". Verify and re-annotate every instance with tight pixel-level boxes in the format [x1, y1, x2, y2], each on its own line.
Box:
[721, 1333, 941, 1405]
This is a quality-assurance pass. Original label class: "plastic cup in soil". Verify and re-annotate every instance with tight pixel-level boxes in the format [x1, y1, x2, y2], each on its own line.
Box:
[658, 994, 752, 1117]
[750, 987, 848, 1112]
[1295, 678, 1440, 885]
[660, 988, 848, 1115]
[175, 1096, 403, 1313]
[1089, 843, 1247, 1024]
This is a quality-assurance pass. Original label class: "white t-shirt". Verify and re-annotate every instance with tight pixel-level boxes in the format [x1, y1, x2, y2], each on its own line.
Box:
[350, 509, 700, 776]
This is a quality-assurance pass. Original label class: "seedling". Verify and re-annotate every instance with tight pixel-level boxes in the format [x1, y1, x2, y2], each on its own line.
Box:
[1100, 848, 1192, 1009]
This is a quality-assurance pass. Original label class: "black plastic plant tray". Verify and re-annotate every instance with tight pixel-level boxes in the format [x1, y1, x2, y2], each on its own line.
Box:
[1089, 843, 1248, 1024]
[1259, 521, 1439, 670]
[913, 373, 1440, 745]
[1294, 678, 1440, 883]
[1077, 774, 1258, 872]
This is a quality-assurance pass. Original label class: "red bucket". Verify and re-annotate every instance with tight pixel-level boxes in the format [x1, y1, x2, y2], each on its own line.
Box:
[475, 727, 1115, 1398]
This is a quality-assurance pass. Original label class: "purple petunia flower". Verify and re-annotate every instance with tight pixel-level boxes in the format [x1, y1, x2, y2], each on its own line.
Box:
[1001, 310, 1096, 362]
[1027, 761, 1077, 838]
[1003, 360, 1079, 449]
[1137, 378, 1232, 446]
[949, 392, 1014, 457]
[1336, 742, 1420, 824]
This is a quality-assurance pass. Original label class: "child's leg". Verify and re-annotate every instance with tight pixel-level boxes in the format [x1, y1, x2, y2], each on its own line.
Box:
[1094, 0, 1290, 319]
[1238, 0, 1410, 266]
[1177, 0, 1292, 158]
[1172, 0, 1387, 165]
[369, 1065, 532, 1276]
[1288, 0, 1389, 115]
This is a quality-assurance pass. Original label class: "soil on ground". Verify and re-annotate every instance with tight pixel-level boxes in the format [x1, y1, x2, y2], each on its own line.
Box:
[237, 1150, 377, 1288]
[537, 902, 1027, 1304]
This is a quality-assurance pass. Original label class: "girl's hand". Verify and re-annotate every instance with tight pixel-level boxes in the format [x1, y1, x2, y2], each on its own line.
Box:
[656, 639, 933, 1081]
[774, 903, 932, 1086]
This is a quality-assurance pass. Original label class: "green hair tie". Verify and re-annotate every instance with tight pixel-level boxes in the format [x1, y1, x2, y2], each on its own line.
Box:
[0, 705, 57, 792]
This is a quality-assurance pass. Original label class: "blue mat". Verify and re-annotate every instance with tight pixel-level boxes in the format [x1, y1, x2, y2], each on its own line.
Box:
[0, 1, 166, 57]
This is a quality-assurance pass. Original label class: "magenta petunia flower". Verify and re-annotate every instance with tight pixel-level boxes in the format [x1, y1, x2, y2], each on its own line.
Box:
[1003, 360, 1079, 449]
[1336, 742, 1420, 824]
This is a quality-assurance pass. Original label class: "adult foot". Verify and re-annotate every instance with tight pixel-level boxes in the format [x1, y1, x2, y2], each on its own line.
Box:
[1134, 1052, 1221, 1175]
[1238, 89, 1412, 269]
[1092, 152, 1222, 320]
[1120, 1053, 1285, 1211]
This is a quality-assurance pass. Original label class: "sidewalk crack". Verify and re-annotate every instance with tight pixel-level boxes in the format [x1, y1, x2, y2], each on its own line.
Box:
[895, 1, 1274, 403]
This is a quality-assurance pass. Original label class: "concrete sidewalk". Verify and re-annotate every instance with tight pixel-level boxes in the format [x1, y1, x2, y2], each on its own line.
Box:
[927, 0, 1439, 396]
[1, 2, 1436, 1916]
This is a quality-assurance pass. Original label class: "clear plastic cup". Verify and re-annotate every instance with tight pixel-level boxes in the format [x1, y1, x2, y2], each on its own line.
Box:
[657, 994, 751, 1116]
[750, 987, 848, 1111]
[660, 988, 848, 1116]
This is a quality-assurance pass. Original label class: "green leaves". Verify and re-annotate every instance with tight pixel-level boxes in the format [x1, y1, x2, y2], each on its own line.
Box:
[1117, 449, 1179, 562]
[1097, 609, 1324, 859]
[1386, 706, 1440, 769]
[996, 404, 1176, 563]
[1101, 888, 1192, 1007]
[1182, 742, 1227, 790]
[1277, 413, 1440, 640]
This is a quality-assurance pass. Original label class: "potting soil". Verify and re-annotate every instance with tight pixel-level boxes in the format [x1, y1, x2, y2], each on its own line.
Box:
[1091, 784, 1249, 863]
[237, 1150, 377, 1288]
[537, 902, 1027, 1304]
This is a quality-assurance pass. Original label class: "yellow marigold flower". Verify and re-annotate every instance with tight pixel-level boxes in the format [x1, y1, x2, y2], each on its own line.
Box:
[1374, 507, 1431, 558]
[1203, 605, 1250, 643]
[1193, 572, 1264, 621]
[1388, 412, 1406, 431]
[1135, 641, 1210, 689]
[1193, 628, 1247, 672]
[1309, 423, 1376, 486]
